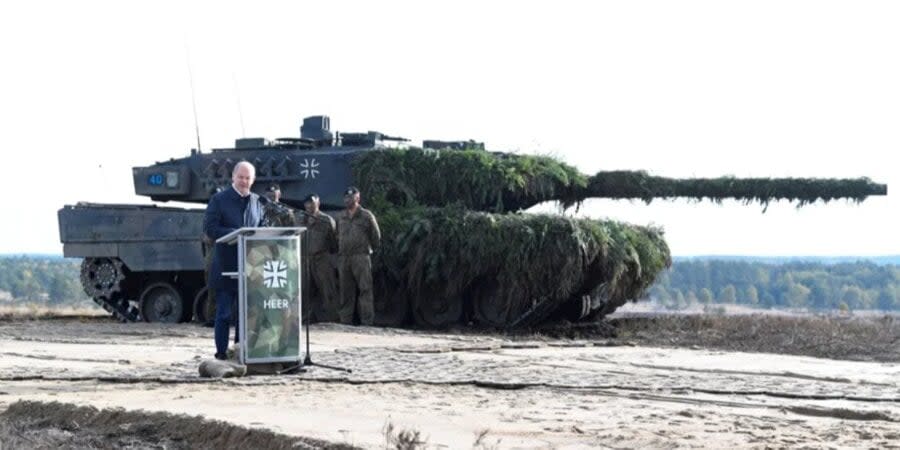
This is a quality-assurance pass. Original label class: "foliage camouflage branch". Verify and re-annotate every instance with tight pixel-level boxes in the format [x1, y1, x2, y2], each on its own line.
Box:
[354, 148, 886, 212]
[349, 147, 885, 327]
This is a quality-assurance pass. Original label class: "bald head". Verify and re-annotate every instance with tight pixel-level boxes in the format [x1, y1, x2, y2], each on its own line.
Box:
[232, 161, 256, 196]
[232, 161, 256, 177]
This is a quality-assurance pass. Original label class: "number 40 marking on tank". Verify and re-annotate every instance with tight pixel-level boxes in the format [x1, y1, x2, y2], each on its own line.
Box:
[299, 158, 320, 179]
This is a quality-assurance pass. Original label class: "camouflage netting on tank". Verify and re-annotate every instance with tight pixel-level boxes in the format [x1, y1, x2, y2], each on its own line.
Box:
[370, 206, 671, 327]
[583, 171, 887, 209]
[353, 147, 586, 212]
[351, 148, 882, 327]
[353, 148, 886, 212]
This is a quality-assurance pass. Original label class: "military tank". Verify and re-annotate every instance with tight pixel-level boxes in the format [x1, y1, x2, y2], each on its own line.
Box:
[58, 115, 887, 327]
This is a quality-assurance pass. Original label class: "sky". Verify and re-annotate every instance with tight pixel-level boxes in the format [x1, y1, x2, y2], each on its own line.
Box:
[0, 1, 897, 256]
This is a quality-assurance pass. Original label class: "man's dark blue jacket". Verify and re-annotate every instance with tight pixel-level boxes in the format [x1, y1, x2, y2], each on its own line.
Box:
[203, 187, 265, 291]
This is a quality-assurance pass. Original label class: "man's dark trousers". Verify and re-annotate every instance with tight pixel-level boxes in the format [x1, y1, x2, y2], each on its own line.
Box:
[214, 289, 239, 357]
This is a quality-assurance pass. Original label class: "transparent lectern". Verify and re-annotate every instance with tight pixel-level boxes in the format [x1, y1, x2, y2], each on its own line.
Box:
[217, 227, 305, 365]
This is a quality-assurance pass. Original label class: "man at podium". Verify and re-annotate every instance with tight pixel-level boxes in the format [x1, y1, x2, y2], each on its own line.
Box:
[203, 161, 267, 360]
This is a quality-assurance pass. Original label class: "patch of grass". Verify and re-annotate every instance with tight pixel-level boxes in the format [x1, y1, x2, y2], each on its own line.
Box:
[1, 400, 356, 449]
[0, 303, 106, 321]
[383, 420, 428, 450]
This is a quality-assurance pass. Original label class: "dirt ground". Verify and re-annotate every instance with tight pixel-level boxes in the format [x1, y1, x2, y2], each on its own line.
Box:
[542, 311, 900, 362]
[0, 400, 351, 450]
[0, 315, 898, 449]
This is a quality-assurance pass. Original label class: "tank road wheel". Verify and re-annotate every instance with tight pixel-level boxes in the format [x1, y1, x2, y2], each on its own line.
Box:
[139, 282, 184, 323]
[472, 296, 514, 328]
[193, 286, 216, 325]
[80, 258, 125, 298]
[412, 293, 462, 328]
[473, 301, 510, 328]
[372, 276, 409, 327]
[373, 290, 409, 327]
[469, 280, 515, 328]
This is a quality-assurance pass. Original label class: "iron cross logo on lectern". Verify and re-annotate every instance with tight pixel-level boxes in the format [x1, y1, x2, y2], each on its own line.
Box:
[263, 260, 288, 288]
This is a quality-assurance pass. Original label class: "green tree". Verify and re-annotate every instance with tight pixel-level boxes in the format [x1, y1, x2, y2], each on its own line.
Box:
[673, 290, 687, 310]
[840, 285, 866, 310]
[877, 289, 897, 311]
[786, 282, 811, 308]
[11, 271, 41, 300]
[652, 286, 672, 308]
[663, 258, 898, 312]
[760, 291, 776, 308]
[718, 285, 737, 304]
[808, 277, 831, 310]
[685, 290, 699, 306]
[47, 276, 73, 304]
[742, 285, 759, 306]
[698, 288, 713, 305]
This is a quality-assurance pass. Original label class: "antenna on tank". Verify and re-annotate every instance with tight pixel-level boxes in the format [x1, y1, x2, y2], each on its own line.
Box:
[232, 72, 246, 138]
[185, 40, 202, 152]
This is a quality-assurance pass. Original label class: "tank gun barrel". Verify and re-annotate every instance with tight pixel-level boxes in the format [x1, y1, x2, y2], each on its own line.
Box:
[579, 171, 888, 207]
[378, 133, 410, 142]
[354, 148, 888, 212]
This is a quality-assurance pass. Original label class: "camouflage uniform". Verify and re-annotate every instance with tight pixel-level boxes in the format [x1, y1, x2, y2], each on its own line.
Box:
[336, 207, 381, 325]
[263, 201, 298, 227]
[298, 211, 340, 322]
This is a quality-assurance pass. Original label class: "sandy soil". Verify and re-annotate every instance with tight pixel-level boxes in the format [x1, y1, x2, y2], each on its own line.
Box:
[0, 400, 349, 450]
[1, 318, 898, 449]
[553, 312, 900, 362]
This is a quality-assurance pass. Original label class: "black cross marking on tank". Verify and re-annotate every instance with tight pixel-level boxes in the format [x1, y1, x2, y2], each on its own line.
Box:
[299, 158, 320, 179]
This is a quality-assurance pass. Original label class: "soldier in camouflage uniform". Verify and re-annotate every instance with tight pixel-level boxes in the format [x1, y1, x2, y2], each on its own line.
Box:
[265, 183, 282, 203]
[298, 194, 340, 322]
[262, 183, 298, 228]
[336, 187, 381, 325]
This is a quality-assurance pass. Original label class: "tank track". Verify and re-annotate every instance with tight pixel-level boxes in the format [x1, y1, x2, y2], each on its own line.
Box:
[93, 295, 140, 322]
[80, 258, 140, 322]
[80, 258, 125, 298]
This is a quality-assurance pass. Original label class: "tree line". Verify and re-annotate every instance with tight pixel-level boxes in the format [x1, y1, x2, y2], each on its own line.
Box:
[1, 255, 898, 311]
[650, 259, 899, 311]
[0, 256, 87, 304]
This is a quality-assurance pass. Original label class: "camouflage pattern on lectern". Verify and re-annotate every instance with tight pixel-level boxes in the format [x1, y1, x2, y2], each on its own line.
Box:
[244, 238, 301, 360]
